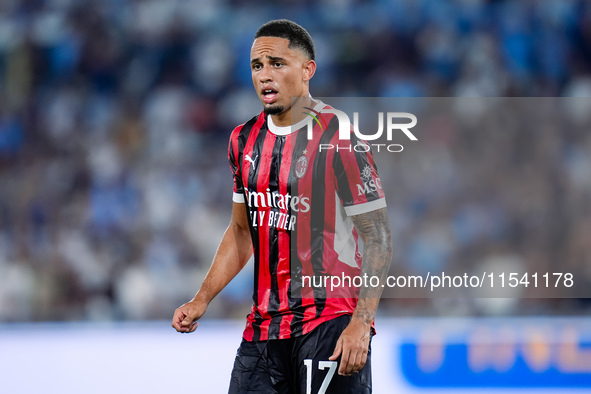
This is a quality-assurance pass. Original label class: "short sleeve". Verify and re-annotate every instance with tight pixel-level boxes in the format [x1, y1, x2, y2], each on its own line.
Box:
[334, 133, 386, 216]
[228, 125, 245, 203]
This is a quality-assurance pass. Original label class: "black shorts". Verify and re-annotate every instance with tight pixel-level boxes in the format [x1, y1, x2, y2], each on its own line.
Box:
[228, 315, 372, 394]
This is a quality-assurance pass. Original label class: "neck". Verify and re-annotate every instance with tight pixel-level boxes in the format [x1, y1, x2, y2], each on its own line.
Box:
[270, 94, 315, 127]
[270, 110, 293, 127]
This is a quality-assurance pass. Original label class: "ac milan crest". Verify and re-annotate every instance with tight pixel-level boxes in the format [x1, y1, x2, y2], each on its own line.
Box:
[295, 155, 308, 178]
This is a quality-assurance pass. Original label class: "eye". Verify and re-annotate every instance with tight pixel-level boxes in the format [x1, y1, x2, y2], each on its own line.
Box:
[252, 63, 262, 70]
[274, 62, 283, 68]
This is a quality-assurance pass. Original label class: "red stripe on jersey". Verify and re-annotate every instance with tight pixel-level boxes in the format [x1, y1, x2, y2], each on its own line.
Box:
[237, 113, 265, 342]
[243, 320, 254, 342]
[258, 316, 272, 339]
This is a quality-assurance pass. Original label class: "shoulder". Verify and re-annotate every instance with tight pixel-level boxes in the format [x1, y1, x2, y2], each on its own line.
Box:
[230, 112, 266, 142]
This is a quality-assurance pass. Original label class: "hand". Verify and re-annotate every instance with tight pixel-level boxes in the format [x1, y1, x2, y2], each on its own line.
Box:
[328, 317, 371, 376]
[171, 299, 207, 333]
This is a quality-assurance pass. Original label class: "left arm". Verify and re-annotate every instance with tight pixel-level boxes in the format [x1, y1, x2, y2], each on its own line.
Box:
[329, 207, 392, 376]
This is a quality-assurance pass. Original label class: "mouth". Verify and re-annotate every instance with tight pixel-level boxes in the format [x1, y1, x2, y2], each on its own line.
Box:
[261, 87, 278, 104]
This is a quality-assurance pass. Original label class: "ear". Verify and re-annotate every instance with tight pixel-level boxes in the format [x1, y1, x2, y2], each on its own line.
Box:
[302, 60, 316, 82]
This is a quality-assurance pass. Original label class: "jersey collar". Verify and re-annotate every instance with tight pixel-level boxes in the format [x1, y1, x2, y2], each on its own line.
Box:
[267, 100, 325, 136]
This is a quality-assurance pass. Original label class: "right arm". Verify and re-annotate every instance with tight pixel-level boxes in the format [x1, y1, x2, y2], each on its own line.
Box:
[171, 202, 252, 333]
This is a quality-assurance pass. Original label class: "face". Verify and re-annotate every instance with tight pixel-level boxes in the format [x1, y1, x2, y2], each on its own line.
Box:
[250, 37, 315, 120]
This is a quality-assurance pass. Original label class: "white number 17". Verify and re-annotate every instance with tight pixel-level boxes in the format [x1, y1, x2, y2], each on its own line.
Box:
[303, 359, 337, 394]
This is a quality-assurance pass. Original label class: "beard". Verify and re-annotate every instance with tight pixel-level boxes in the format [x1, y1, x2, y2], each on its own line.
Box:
[264, 105, 285, 116]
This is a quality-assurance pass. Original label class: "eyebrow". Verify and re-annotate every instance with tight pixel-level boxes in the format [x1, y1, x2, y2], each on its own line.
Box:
[250, 55, 287, 65]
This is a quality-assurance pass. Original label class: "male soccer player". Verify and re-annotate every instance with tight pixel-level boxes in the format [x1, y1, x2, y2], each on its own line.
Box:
[172, 19, 392, 393]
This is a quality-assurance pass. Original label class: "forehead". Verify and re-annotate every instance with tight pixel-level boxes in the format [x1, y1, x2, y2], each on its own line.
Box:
[250, 36, 300, 60]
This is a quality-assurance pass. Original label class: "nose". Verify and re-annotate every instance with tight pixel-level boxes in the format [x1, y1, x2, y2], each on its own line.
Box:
[259, 64, 273, 83]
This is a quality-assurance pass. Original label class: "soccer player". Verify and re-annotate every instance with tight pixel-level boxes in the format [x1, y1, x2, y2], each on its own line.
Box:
[172, 19, 392, 393]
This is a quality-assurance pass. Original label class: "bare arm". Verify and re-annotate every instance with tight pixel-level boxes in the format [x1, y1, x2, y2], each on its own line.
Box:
[329, 207, 392, 375]
[350, 207, 393, 324]
[172, 202, 252, 333]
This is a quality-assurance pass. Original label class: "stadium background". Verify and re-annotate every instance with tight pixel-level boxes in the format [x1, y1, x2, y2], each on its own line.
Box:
[0, 0, 590, 392]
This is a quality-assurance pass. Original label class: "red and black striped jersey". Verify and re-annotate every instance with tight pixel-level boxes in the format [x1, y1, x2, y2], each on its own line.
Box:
[228, 101, 386, 341]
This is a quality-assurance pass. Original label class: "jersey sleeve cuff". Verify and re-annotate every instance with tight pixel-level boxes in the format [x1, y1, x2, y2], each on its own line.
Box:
[233, 192, 245, 203]
[344, 198, 386, 216]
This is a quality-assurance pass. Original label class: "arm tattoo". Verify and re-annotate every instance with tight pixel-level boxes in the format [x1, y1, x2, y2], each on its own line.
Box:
[350, 207, 393, 324]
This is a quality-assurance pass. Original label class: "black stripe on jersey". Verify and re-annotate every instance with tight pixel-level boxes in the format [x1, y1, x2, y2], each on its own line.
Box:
[267, 135, 285, 340]
[309, 118, 340, 318]
[252, 313, 265, 341]
[333, 151, 354, 208]
[288, 124, 313, 336]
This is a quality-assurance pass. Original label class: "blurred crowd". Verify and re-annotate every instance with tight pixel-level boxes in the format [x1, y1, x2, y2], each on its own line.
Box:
[0, 0, 590, 322]
[376, 97, 591, 316]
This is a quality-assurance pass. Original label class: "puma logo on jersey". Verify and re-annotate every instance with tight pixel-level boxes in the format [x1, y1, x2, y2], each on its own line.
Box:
[245, 154, 258, 168]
